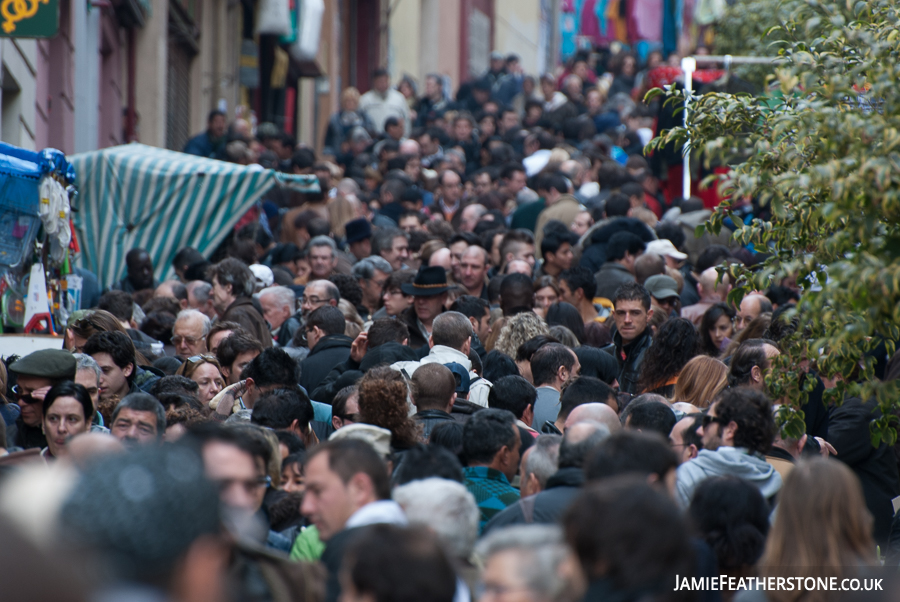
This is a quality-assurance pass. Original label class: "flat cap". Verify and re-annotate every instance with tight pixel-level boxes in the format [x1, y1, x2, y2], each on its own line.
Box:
[9, 349, 76, 380]
[329, 423, 392, 459]
[644, 275, 680, 301]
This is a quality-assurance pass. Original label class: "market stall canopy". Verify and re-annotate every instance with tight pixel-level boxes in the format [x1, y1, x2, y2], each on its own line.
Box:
[68, 143, 319, 288]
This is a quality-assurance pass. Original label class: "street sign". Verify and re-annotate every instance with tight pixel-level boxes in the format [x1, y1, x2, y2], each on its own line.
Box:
[0, 0, 59, 38]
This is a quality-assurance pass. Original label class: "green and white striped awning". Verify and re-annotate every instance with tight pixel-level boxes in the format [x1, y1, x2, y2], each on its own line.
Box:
[69, 143, 319, 288]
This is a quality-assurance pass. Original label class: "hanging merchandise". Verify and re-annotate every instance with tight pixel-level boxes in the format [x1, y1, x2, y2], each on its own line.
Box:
[1, 272, 25, 328]
[289, 0, 324, 63]
[256, 0, 292, 36]
[0, 142, 77, 335]
[23, 262, 53, 334]
[279, 0, 298, 44]
[240, 40, 260, 88]
[65, 272, 83, 314]
[38, 175, 71, 263]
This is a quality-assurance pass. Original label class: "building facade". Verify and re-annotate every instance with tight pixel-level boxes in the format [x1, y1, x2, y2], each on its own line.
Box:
[0, 0, 552, 155]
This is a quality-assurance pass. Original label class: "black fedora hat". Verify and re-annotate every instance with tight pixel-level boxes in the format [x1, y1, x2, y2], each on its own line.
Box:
[401, 266, 449, 296]
[345, 218, 372, 244]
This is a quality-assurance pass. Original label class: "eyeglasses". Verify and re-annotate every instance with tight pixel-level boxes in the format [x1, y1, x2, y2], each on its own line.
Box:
[173, 335, 207, 346]
[186, 354, 218, 364]
[339, 412, 362, 423]
[213, 475, 272, 494]
[300, 296, 325, 305]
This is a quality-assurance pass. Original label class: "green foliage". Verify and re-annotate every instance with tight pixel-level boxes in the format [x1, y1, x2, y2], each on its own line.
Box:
[647, 0, 900, 446]
[713, 0, 804, 87]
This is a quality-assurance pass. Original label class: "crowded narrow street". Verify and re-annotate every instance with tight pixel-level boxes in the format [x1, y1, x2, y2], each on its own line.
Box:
[2, 1, 900, 601]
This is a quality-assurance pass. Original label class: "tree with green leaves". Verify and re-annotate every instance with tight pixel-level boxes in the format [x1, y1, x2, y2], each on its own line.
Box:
[648, 0, 900, 445]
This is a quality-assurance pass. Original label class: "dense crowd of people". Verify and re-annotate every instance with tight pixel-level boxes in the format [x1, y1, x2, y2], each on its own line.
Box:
[2, 50, 900, 602]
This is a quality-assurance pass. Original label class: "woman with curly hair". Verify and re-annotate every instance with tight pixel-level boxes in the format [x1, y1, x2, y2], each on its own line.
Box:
[636, 317, 700, 397]
[357, 366, 421, 451]
[493, 311, 549, 359]
[700, 303, 736, 357]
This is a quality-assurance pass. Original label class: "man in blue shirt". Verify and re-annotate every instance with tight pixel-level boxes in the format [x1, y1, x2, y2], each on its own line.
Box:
[183, 110, 227, 159]
[461, 408, 521, 532]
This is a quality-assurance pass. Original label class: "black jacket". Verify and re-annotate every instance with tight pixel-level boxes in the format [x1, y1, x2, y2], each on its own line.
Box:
[602, 328, 652, 396]
[594, 262, 635, 302]
[828, 397, 900, 546]
[800, 373, 830, 439]
[414, 409, 455, 441]
[311, 342, 419, 403]
[482, 466, 584, 535]
[579, 217, 656, 273]
[6, 416, 46, 450]
[322, 527, 366, 602]
[451, 398, 484, 424]
[299, 335, 353, 394]
[398, 307, 432, 350]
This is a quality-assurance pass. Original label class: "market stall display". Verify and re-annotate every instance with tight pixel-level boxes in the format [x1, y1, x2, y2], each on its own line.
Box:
[0, 142, 78, 335]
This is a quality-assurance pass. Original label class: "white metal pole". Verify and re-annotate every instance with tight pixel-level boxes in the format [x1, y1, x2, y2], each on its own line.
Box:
[681, 57, 696, 200]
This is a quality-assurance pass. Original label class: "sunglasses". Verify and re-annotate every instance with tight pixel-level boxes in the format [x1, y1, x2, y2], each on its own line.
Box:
[10, 385, 41, 404]
[702, 414, 726, 427]
[186, 354, 218, 363]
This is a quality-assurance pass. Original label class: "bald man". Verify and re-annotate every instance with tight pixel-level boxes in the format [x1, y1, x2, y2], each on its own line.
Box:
[428, 248, 452, 273]
[155, 281, 188, 310]
[565, 403, 621, 434]
[681, 267, 731, 326]
[459, 204, 488, 233]
[504, 259, 532, 276]
[459, 246, 491, 300]
[669, 415, 703, 465]
[66, 432, 125, 469]
[735, 293, 773, 333]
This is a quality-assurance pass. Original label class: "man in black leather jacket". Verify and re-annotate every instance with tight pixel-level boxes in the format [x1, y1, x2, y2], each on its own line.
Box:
[602, 281, 653, 395]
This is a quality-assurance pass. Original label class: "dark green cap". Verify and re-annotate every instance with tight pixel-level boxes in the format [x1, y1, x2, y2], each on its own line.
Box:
[9, 349, 76, 380]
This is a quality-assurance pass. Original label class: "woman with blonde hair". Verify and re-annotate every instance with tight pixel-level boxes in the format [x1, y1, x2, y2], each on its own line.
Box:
[493, 311, 550, 359]
[176, 355, 226, 405]
[672, 355, 729, 408]
[338, 299, 364, 339]
[736, 459, 876, 602]
[327, 194, 356, 239]
[323, 87, 373, 156]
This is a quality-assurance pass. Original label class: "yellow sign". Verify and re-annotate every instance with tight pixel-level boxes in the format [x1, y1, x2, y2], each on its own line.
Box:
[0, 0, 56, 37]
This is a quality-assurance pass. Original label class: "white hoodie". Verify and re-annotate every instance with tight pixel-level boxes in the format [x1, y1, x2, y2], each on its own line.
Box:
[676, 446, 783, 507]
[392, 345, 492, 408]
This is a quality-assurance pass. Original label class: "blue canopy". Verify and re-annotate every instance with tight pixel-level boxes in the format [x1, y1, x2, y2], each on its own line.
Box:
[0, 143, 72, 268]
